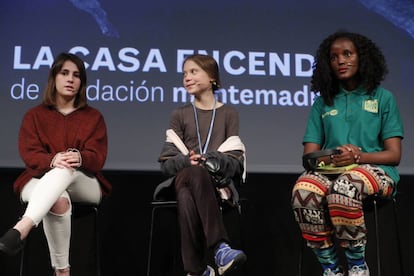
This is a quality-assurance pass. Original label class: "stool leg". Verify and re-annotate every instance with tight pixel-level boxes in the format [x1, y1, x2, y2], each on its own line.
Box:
[18, 204, 100, 275]
[373, 198, 381, 276]
[392, 199, 404, 276]
[297, 239, 305, 276]
[94, 207, 101, 276]
[19, 246, 26, 276]
[146, 206, 157, 276]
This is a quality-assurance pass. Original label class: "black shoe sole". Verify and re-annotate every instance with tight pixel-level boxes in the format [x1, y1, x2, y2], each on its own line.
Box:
[218, 253, 247, 275]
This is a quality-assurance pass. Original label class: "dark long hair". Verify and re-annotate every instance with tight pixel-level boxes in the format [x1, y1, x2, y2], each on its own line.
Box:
[43, 52, 88, 108]
[311, 31, 388, 106]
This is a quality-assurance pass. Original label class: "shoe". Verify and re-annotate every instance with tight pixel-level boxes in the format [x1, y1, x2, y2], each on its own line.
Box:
[348, 262, 370, 276]
[187, 265, 215, 276]
[0, 228, 25, 256]
[203, 265, 215, 276]
[323, 268, 344, 276]
[214, 243, 246, 275]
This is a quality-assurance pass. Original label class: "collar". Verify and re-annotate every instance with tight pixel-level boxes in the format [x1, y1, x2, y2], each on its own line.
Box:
[336, 85, 369, 98]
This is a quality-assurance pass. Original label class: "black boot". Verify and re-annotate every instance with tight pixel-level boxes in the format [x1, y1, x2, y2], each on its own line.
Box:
[0, 228, 25, 256]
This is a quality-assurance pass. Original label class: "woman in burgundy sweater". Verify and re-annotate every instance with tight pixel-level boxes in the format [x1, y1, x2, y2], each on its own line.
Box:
[0, 53, 110, 276]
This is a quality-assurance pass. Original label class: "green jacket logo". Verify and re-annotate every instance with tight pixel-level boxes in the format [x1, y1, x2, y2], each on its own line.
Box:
[364, 99, 378, 113]
[322, 109, 338, 118]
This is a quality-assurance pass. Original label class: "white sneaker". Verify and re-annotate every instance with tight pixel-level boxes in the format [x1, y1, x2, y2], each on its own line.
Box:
[187, 265, 215, 276]
[348, 263, 370, 276]
[323, 268, 344, 276]
[204, 265, 215, 276]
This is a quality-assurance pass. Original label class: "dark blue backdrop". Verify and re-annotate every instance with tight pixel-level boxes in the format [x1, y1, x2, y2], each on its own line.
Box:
[1, 0, 413, 173]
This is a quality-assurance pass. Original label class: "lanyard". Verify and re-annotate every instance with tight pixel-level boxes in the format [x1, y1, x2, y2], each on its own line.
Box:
[192, 98, 216, 155]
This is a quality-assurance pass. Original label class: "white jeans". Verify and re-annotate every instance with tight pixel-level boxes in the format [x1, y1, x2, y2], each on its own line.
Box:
[21, 168, 101, 270]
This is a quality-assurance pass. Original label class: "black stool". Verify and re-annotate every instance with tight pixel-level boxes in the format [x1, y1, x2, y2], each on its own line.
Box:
[297, 195, 404, 276]
[363, 194, 404, 276]
[19, 202, 101, 276]
[146, 200, 181, 276]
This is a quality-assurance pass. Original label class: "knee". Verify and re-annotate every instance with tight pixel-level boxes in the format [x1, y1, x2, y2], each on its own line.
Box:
[331, 178, 359, 200]
[50, 197, 71, 215]
[292, 182, 325, 209]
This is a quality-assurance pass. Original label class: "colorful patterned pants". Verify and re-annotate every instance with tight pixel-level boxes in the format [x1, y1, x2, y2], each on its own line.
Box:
[291, 164, 395, 249]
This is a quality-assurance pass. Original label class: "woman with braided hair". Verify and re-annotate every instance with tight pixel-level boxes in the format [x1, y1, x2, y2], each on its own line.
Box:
[291, 31, 404, 276]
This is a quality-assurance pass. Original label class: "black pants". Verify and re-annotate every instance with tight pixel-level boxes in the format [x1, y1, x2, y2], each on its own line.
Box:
[175, 166, 228, 273]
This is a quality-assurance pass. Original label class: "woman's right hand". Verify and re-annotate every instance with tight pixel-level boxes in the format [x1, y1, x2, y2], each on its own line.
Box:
[189, 150, 203, 166]
[51, 151, 80, 169]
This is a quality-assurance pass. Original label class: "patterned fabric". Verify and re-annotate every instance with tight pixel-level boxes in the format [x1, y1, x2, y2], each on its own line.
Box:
[312, 245, 341, 272]
[292, 164, 394, 249]
[345, 245, 366, 269]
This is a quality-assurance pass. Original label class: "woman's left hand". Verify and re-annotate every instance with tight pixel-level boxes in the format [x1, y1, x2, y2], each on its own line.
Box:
[332, 144, 361, 166]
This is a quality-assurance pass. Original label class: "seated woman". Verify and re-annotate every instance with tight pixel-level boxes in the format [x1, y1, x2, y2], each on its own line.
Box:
[291, 31, 404, 276]
[157, 54, 247, 276]
[0, 52, 111, 276]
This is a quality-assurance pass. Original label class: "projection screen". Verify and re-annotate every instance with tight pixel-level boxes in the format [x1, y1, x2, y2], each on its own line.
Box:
[1, 0, 413, 174]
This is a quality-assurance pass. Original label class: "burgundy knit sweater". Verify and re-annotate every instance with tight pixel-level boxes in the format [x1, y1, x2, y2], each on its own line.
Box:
[14, 104, 111, 195]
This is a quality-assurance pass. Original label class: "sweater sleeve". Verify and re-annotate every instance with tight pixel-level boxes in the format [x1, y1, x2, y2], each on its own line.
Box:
[18, 111, 54, 176]
[158, 142, 191, 177]
[158, 108, 192, 176]
[79, 113, 108, 173]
